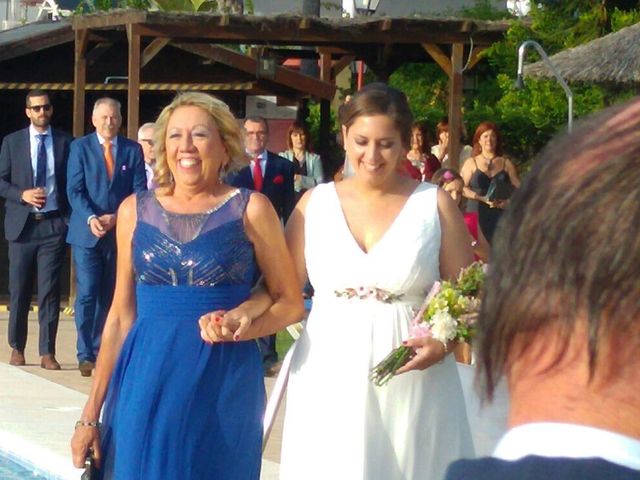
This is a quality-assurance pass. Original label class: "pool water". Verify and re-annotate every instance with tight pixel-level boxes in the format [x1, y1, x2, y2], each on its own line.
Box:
[0, 451, 50, 479]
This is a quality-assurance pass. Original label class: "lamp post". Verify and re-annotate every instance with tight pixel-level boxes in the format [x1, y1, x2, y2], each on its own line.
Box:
[353, 0, 380, 16]
[351, 0, 380, 89]
[516, 40, 573, 133]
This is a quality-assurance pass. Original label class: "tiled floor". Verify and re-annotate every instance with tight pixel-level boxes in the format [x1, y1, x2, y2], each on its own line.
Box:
[0, 312, 284, 479]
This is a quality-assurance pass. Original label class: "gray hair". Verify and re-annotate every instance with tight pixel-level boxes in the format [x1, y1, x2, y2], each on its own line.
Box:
[93, 97, 122, 117]
[138, 122, 156, 138]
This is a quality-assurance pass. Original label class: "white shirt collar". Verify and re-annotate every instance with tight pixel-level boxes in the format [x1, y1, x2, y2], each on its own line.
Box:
[96, 132, 118, 147]
[29, 125, 52, 139]
[247, 150, 267, 162]
[494, 422, 640, 471]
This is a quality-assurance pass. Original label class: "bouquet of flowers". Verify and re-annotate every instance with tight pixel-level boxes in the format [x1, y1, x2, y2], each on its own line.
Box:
[369, 261, 486, 386]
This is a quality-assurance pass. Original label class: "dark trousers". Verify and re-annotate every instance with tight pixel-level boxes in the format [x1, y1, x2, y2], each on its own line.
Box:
[72, 239, 116, 362]
[258, 334, 278, 368]
[7, 215, 67, 356]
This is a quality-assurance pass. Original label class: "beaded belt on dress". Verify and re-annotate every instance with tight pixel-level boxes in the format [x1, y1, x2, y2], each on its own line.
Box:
[324, 287, 422, 305]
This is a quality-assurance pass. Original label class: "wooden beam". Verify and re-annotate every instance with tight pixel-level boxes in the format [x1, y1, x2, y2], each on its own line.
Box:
[173, 43, 336, 100]
[127, 23, 141, 140]
[422, 43, 451, 78]
[331, 55, 354, 78]
[0, 82, 256, 91]
[380, 18, 392, 31]
[86, 42, 114, 66]
[73, 29, 88, 138]
[447, 43, 464, 170]
[142, 38, 171, 68]
[319, 52, 332, 83]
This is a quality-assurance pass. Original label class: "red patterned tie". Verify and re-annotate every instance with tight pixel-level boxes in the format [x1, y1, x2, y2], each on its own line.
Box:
[253, 157, 263, 191]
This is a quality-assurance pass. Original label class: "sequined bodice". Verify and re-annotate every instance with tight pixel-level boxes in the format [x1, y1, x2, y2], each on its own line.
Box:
[133, 189, 256, 287]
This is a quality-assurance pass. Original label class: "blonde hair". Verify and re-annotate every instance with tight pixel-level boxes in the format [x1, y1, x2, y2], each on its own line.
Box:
[153, 92, 248, 194]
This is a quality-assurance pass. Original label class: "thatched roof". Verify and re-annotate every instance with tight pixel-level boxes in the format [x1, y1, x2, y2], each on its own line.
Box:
[524, 22, 640, 85]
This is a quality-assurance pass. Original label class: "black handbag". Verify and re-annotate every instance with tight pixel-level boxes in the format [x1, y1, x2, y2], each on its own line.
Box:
[485, 174, 513, 202]
[80, 451, 97, 480]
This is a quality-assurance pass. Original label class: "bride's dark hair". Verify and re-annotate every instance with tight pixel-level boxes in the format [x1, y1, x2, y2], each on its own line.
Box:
[338, 83, 413, 150]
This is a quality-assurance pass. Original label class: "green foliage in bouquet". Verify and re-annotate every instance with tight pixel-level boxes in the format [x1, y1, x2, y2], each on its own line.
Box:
[370, 262, 486, 387]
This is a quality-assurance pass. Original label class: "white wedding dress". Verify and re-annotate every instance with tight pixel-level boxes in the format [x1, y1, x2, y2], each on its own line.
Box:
[279, 182, 475, 480]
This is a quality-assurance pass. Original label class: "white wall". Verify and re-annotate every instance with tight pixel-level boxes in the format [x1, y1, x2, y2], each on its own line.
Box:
[1, 0, 40, 29]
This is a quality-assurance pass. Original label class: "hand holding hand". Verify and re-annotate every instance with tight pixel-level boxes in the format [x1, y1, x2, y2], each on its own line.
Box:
[98, 214, 116, 231]
[21, 188, 47, 209]
[199, 306, 253, 344]
[89, 217, 106, 238]
[71, 424, 101, 469]
[395, 337, 448, 375]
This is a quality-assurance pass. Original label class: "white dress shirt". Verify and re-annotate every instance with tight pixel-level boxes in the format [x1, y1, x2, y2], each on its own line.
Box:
[494, 422, 640, 471]
[29, 125, 57, 212]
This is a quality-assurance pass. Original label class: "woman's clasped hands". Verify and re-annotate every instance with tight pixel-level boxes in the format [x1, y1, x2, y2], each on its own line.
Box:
[199, 306, 253, 344]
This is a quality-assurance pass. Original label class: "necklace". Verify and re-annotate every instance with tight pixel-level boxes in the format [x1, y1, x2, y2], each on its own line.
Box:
[480, 153, 496, 170]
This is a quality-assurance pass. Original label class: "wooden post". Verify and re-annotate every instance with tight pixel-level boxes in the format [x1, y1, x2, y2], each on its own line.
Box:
[319, 52, 332, 168]
[447, 43, 464, 170]
[67, 28, 89, 313]
[127, 23, 141, 139]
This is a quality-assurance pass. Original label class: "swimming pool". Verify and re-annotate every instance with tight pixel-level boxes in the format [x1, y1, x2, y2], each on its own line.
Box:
[0, 449, 55, 480]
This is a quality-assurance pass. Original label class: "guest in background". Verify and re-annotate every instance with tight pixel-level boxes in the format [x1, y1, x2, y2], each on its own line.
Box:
[137, 122, 157, 190]
[431, 117, 472, 169]
[460, 122, 520, 243]
[0, 89, 72, 370]
[432, 168, 490, 262]
[71, 92, 304, 479]
[406, 121, 440, 180]
[279, 121, 324, 202]
[226, 115, 295, 376]
[66, 97, 147, 376]
[445, 96, 640, 480]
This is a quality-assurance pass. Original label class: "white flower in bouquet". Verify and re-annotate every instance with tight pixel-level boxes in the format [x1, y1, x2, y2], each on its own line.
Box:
[429, 310, 458, 344]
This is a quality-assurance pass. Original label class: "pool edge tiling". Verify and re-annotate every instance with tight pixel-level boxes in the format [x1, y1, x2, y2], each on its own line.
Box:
[0, 363, 84, 479]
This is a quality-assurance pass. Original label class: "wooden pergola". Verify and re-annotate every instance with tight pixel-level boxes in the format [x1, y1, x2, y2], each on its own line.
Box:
[0, 12, 509, 304]
[70, 10, 510, 164]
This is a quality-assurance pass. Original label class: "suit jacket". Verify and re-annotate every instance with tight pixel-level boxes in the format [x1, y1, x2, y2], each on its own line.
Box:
[66, 133, 147, 248]
[227, 151, 295, 222]
[445, 455, 640, 480]
[278, 150, 324, 191]
[0, 127, 72, 241]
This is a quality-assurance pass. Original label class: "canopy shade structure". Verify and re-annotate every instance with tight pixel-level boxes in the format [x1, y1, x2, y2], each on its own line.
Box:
[524, 22, 640, 85]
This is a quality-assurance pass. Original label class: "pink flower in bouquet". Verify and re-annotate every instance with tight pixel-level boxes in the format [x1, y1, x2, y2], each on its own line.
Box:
[410, 321, 431, 339]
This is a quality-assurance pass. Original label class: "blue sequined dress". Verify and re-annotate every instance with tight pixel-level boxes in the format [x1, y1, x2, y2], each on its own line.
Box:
[98, 189, 264, 480]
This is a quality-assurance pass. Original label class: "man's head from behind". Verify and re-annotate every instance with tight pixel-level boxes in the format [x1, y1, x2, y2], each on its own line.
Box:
[138, 122, 156, 165]
[477, 98, 640, 430]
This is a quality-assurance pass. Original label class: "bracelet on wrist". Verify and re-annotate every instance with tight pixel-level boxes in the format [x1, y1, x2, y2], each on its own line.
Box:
[75, 420, 101, 430]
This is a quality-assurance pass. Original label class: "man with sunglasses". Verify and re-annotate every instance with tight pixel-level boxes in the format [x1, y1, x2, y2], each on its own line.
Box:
[0, 89, 72, 370]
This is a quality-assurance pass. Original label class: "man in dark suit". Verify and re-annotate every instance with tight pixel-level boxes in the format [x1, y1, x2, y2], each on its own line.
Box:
[0, 90, 72, 370]
[445, 98, 640, 480]
[66, 97, 146, 376]
[227, 115, 295, 375]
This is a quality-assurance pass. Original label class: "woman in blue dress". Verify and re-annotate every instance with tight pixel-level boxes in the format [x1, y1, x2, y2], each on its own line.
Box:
[70, 92, 305, 479]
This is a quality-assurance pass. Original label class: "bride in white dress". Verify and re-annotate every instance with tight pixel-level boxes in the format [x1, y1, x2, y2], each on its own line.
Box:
[280, 84, 476, 480]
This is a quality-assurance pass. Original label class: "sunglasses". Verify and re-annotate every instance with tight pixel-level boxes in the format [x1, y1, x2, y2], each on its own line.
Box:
[28, 104, 52, 113]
